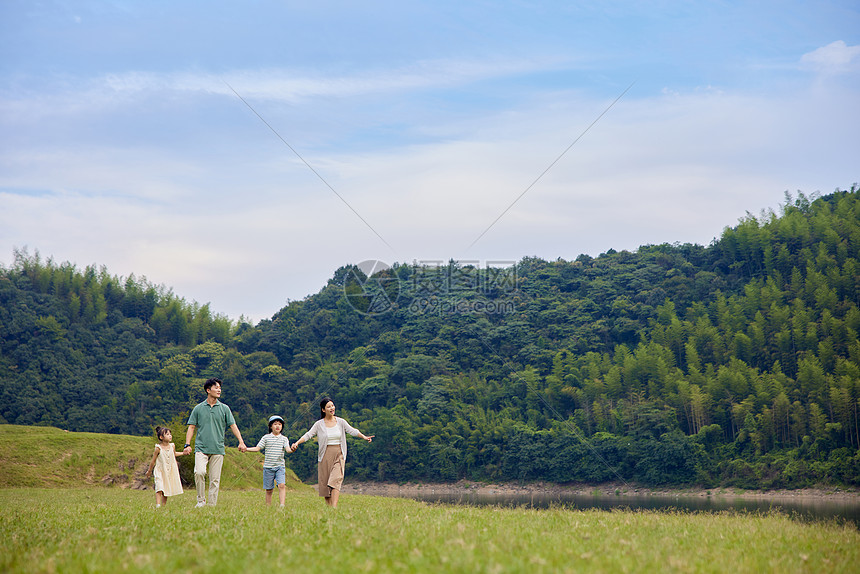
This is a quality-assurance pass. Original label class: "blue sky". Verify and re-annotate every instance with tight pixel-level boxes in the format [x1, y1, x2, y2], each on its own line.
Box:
[1, 1, 858, 322]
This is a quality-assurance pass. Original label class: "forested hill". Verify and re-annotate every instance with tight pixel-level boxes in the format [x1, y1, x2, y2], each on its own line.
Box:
[1, 187, 858, 488]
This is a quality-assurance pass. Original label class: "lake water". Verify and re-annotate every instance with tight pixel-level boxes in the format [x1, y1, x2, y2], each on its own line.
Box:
[373, 490, 860, 528]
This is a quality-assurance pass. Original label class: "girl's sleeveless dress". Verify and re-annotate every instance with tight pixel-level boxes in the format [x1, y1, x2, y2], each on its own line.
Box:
[153, 442, 183, 497]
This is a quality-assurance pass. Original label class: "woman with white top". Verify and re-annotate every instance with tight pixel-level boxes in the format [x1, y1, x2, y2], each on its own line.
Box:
[291, 397, 374, 508]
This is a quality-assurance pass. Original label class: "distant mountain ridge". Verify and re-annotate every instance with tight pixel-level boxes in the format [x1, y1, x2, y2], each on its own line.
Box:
[1, 186, 858, 489]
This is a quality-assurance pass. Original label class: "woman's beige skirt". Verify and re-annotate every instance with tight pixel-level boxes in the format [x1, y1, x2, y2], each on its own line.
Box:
[318, 444, 344, 497]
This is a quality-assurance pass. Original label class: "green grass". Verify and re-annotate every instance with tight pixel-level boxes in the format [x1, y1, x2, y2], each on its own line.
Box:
[0, 488, 857, 573]
[0, 424, 306, 490]
[1, 424, 858, 573]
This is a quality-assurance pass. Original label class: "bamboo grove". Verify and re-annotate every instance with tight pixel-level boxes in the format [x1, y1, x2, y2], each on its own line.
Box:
[1, 187, 858, 488]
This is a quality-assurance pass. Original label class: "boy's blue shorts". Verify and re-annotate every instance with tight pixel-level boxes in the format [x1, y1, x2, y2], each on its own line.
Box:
[263, 467, 286, 490]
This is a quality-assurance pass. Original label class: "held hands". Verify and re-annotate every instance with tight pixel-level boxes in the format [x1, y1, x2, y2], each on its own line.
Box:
[182, 446, 192, 456]
[238, 442, 247, 453]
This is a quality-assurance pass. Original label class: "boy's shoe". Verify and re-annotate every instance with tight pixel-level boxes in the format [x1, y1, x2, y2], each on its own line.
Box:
[195, 502, 206, 508]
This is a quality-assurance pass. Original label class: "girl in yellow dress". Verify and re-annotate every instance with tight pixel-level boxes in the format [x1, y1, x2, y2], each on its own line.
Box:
[145, 426, 187, 507]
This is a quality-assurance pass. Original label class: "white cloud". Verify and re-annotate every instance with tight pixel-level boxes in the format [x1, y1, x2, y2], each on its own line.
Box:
[2, 57, 562, 115]
[2, 56, 858, 323]
[294, 85, 857, 264]
[800, 41, 860, 75]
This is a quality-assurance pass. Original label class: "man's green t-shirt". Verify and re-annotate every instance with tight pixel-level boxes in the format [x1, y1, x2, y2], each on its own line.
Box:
[187, 400, 236, 455]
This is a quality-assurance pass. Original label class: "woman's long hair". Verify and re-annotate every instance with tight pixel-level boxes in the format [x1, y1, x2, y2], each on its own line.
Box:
[319, 397, 333, 418]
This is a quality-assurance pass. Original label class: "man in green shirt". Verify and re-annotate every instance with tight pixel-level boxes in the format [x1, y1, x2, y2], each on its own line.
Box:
[184, 378, 247, 507]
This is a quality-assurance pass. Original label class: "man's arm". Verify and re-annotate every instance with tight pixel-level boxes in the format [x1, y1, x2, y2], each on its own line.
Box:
[183, 425, 196, 455]
[229, 424, 247, 452]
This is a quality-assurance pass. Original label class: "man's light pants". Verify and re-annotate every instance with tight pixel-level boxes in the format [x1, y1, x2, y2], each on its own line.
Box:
[194, 452, 224, 506]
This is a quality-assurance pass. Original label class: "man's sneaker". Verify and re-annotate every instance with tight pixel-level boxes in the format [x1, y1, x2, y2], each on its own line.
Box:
[195, 502, 206, 508]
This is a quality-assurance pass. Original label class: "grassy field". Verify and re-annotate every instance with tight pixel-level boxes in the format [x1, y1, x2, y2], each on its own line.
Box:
[1, 424, 858, 573]
[1, 488, 858, 573]
[0, 424, 306, 490]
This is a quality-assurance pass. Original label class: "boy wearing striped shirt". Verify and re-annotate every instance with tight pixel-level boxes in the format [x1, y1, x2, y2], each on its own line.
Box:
[246, 415, 293, 507]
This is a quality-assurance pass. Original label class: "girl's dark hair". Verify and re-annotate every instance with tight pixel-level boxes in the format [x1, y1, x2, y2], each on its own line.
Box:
[155, 426, 170, 440]
[320, 398, 333, 418]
